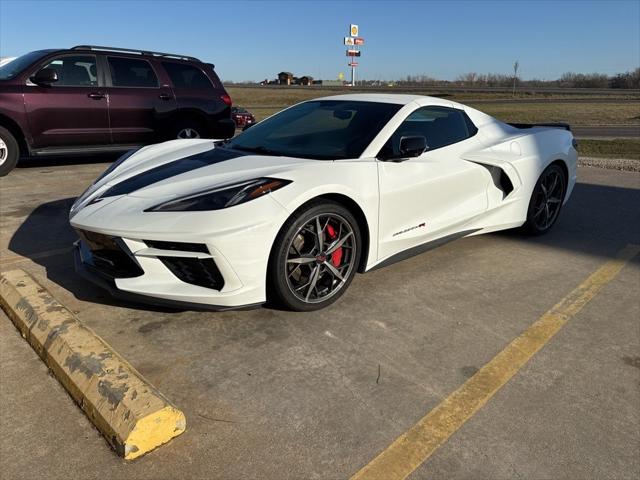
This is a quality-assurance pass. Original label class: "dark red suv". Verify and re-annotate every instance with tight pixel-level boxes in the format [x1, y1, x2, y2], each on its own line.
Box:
[0, 45, 235, 175]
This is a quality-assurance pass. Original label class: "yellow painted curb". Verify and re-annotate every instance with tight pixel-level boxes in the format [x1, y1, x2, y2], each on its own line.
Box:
[0, 269, 186, 459]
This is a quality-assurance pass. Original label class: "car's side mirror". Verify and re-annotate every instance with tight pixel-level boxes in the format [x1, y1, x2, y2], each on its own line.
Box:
[30, 68, 58, 86]
[398, 135, 427, 159]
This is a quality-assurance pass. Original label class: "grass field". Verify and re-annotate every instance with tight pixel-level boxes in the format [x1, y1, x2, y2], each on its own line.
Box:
[578, 139, 640, 159]
[226, 85, 639, 104]
[227, 86, 640, 125]
[227, 86, 640, 160]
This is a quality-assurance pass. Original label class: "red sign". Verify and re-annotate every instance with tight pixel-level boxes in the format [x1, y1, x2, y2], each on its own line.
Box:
[348, 62, 359, 67]
[346, 50, 361, 57]
[354, 37, 365, 45]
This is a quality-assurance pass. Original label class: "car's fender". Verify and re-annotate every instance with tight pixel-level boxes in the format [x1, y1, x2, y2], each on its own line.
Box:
[269, 158, 380, 268]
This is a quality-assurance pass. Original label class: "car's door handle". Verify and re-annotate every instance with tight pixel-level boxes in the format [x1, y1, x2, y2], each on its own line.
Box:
[87, 92, 106, 100]
[158, 93, 173, 100]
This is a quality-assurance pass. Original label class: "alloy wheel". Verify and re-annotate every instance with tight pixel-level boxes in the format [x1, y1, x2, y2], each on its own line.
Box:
[531, 167, 565, 231]
[176, 128, 200, 139]
[285, 213, 357, 304]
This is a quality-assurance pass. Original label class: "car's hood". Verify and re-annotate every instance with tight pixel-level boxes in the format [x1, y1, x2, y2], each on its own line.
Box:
[71, 139, 319, 214]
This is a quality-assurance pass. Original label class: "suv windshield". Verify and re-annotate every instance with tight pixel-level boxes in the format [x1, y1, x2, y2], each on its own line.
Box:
[226, 100, 402, 160]
[0, 50, 55, 80]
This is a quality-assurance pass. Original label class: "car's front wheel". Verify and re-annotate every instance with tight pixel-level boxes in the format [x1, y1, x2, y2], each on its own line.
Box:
[523, 163, 567, 235]
[0, 126, 19, 177]
[269, 201, 361, 311]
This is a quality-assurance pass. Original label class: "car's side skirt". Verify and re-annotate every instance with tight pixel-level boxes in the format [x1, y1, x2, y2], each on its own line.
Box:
[367, 228, 481, 272]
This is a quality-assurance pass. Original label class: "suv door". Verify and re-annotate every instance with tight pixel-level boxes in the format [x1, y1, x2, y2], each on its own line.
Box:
[104, 56, 176, 145]
[23, 54, 110, 148]
[377, 106, 491, 261]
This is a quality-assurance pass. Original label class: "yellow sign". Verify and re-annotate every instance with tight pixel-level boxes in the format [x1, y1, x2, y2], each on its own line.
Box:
[350, 24, 359, 36]
[338, 72, 345, 80]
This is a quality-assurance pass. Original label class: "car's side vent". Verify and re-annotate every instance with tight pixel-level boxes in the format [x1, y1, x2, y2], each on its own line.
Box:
[475, 164, 514, 199]
[144, 240, 210, 254]
[159, 257, 225, 291]
[499, 169, 514, 197]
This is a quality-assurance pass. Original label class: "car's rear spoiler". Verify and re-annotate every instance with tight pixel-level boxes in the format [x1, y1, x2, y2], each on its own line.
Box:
[508, 122, 572, 132]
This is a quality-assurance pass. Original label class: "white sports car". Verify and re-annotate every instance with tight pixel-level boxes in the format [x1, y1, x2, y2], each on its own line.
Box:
[70, 94, 577, 311]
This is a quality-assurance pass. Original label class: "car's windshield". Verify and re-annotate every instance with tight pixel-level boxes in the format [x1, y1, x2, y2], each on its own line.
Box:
[225, 100, 402, 160]
[0, 50, 55, 80]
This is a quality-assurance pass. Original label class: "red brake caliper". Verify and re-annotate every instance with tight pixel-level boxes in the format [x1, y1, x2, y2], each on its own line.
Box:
[326, 224, 343, 267]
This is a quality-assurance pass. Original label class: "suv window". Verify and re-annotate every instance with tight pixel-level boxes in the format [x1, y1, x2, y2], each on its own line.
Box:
[107, 57, 158, 88]
[0, 50, 53, 80]
[162, 62, 213, 89]
[40, 55, 98, 87]
[380, 106, 477, 157]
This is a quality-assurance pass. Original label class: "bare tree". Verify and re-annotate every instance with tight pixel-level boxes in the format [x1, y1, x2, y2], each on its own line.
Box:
[512, 60, 519, 96]
[456, 72, 478, 85]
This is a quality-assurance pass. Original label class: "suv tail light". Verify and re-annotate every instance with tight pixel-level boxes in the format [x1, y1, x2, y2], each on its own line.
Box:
[220, 94, 232, 106]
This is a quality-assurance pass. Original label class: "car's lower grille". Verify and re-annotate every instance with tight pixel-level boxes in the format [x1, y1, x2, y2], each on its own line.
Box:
[159, 257, 225, 291]
[76, 230, 143, 279]
[144, 240, 210, 254]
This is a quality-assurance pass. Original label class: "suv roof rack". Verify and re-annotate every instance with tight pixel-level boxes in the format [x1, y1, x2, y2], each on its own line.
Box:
[71, 45, 201, 62]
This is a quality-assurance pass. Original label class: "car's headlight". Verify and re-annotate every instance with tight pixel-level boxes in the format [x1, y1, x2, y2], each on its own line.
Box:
[145, 177, 291, 212]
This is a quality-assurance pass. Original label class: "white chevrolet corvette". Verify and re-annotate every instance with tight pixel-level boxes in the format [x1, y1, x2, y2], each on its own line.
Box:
[70, 94, 577, 311]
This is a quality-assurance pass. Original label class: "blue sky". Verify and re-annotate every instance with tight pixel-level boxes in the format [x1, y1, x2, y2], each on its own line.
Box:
[0, 0, 638, 82]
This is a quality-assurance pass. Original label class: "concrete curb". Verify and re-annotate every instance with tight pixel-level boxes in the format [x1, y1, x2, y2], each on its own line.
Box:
[0, 269, 186, 460]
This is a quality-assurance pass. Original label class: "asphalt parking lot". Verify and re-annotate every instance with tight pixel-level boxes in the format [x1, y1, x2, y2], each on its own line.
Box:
[1, 157, 639, 479]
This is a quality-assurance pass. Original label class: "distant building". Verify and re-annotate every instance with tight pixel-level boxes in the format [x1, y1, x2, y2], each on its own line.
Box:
[278, 72, 294, 85]
[296, 76, 314, 86]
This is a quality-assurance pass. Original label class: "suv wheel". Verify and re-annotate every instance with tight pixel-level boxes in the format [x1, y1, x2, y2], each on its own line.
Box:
[0, 126, 19, 177]
[171, 120, 204, 140]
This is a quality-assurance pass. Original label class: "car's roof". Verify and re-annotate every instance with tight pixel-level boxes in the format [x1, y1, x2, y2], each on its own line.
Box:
[312, 93, 460, 107]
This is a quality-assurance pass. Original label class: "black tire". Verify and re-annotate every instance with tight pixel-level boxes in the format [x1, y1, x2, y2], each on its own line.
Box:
[169, 119, 205, 140]
[268, 200, 362, 311]
[523, 163, 567, 235]
[0, 126, 19, 177]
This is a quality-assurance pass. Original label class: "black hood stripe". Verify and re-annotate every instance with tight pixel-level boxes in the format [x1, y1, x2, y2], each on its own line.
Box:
[101, 146, 249, 198]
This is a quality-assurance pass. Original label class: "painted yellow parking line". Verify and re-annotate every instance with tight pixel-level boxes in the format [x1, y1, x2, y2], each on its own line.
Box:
[351, 244, 640, 480]
[0, 247, 72, 266]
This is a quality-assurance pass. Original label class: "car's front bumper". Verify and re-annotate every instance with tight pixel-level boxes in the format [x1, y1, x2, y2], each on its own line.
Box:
[70, 193, 290, 310]
[73, 241, 261, 311]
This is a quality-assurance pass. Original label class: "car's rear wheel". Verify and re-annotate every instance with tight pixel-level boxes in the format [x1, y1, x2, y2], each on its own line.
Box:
[269, 201, 361, 311]
[0, 126, 19, 177]
[523, 163, 566, 235]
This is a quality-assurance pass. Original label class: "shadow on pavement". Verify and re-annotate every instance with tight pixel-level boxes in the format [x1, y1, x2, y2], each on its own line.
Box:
[7, 181, 640, 311]
[6, 197, 178, 312]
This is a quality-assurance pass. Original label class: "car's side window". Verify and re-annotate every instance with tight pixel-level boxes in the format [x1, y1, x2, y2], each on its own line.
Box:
[107, 57, 158, 88]
[161, 62, 213, 89]
[379, 106, 477, 158]
[40, 55, 98, 87]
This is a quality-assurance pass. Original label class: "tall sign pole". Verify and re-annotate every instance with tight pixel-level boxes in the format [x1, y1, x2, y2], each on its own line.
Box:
[344, 24, 364, 86]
